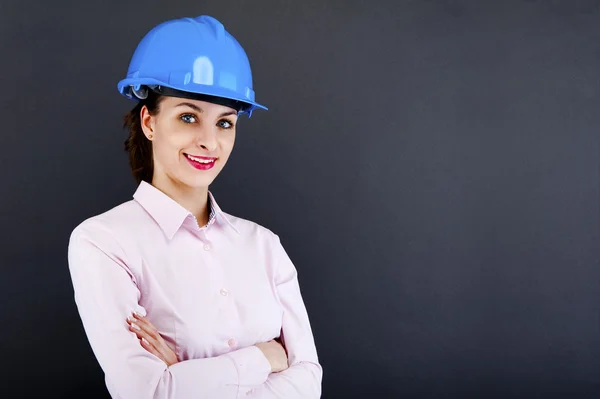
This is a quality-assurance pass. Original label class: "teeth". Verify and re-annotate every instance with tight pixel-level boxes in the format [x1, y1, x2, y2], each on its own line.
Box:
[187, 154, 215, 164]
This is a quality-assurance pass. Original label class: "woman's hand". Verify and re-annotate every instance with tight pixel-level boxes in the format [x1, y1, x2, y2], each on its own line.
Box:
[256, 339, 289, 373]
[127, 312, 179, 367]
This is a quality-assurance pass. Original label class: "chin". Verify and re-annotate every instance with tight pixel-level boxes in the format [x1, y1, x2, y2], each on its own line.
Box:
[179, 175, 216, 190]
[172, 163, 222, 189]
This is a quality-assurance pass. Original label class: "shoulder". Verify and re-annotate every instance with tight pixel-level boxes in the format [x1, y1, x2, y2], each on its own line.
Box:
[69, 199, 147, 246]
[67, 201, 146, 278]
[222, 213, 298, 278]
[222, 211, 281, 243]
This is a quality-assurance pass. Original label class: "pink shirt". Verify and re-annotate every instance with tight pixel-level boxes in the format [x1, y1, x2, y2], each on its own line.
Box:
[67, 181, 322, 398]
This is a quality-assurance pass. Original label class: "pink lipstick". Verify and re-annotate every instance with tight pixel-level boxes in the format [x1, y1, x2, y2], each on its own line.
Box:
[184, 153, 217, 170]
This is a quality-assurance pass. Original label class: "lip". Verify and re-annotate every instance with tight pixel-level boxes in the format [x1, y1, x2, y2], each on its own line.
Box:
[185, 154, 217, 161]
[184, 153, 217, 171]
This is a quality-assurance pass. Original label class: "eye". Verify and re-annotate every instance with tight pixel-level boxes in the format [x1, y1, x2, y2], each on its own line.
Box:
[217, 119, 235, 129]
[180, 114, 197, 124]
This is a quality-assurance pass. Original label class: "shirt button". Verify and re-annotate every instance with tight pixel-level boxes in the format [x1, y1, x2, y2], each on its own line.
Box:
[228, 338, 236, 348]
[220, 288, 229, 296]
[203, 244, 211, 251]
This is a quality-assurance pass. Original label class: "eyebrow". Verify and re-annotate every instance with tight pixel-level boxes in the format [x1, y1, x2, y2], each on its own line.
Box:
[175, 102, 238, 117]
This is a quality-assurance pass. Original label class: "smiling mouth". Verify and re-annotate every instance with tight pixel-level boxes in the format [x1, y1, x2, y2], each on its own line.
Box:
[185, 153, 216, 164]
[184, 153, 217, 170]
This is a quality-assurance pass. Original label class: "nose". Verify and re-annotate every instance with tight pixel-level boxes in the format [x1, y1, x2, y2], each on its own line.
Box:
[195, 125, 218, 152]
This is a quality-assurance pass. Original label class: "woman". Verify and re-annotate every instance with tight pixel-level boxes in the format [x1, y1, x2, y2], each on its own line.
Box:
[68, 15, 322, 399]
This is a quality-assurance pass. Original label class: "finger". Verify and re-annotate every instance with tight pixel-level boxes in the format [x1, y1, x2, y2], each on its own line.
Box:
[131, 314, 165, 344]
[131, 313, 153, 330]
[127, 322, 167, 363]
[128, 314, 174, 363]
[127, 320, 146, 338]
[128, 321, 150, 342]
[127, 319, 175, 366]
[127, 320, 162, 350]
[131, 314, 171, 354]
[127, 317, 167, 363]
[134, 324, 172, 362]
[139, 337, 164, 361]
[132, 312, 152, 326]
[129, 317, 161, 344]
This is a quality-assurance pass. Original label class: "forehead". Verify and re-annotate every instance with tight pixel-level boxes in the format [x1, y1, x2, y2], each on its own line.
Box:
[160, 96, 237, 115]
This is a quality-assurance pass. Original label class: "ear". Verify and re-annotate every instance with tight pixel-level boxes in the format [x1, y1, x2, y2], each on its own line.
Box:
[140, 105, 156, 139]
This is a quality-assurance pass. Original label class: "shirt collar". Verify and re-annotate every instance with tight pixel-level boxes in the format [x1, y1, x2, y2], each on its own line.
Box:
[133, 181, 239, 239]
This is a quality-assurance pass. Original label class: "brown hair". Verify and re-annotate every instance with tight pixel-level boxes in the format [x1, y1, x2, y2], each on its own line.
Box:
[123, 91, 164, 184]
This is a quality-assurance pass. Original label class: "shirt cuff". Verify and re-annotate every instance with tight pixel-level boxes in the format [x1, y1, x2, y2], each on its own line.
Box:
[225, 346, 271, 388]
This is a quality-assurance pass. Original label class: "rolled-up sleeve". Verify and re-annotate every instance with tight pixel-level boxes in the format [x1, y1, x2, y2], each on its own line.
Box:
[67, 222, 271, 399]
[247, 234, 323, 398]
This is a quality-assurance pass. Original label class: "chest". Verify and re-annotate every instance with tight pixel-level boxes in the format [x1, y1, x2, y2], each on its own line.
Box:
[134, 231, 283, 359]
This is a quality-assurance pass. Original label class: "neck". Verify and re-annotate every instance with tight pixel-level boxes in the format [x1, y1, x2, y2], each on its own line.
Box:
[151, 175, 210, 227]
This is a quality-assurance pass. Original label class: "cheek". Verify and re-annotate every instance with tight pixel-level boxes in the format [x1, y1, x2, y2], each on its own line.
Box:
[219, 132, 236, 155]
[154, 128, 192, 158]
[154, 139, 182, 162]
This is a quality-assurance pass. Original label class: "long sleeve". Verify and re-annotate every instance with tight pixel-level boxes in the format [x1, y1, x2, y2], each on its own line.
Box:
[246, 235, 323, 398]
[67, 222, 271, 399]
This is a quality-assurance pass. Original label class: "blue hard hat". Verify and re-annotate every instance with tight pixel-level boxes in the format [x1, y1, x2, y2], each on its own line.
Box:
[117, 15, 267, 116]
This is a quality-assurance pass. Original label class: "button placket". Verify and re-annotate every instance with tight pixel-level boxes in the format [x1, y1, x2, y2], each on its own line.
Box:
[199, 229, 212, 251]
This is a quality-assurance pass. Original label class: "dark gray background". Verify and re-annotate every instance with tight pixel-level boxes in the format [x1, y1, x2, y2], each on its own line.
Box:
[1, 0, 599, 398]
